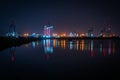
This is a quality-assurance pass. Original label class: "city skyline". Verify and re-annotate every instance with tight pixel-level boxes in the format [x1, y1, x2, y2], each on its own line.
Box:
[0, 0, 120, 79]
[6, 20, 119, 38]
[0, 0, 120, 35]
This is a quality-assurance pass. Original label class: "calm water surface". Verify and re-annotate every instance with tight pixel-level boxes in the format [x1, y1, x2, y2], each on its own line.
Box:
[0, 39, 120, 79]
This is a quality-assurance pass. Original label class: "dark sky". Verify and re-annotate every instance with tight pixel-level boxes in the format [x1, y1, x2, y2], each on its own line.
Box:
[0, 0, 120, 35]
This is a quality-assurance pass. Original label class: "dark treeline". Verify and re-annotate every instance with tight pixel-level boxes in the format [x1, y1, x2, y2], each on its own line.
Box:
[0, 36, 39, 51]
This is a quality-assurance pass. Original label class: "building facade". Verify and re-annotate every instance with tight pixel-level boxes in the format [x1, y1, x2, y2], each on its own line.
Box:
[43, 25, 53, 37]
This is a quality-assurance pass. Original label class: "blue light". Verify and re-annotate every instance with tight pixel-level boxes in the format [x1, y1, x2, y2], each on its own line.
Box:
[32, 41, 36, 48]
[6, 32, 19, 38]
[43, 39, 53, 54]
[91, 40, 93, 51]
[31, 33, 36, 37]
[70, 41, 73, 50]
[42, 35, 51, 38]
[100, 44, 102, 53]
[91, 34, 94, 37]
[12, 32, 15, 36]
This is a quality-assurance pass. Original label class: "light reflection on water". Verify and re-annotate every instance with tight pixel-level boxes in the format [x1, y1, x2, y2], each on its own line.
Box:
[90, 40, 94, 57]
[1, 39, 117, 62]
[30, 39, 116, 56]
[9, 47, 16, 62]
[43, 39, 53, 54]
[0, 39, 119, 79]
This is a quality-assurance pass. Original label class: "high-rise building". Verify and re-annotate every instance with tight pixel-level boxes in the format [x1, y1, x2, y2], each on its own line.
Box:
[43, 25, 53, 37]
[88, 27, 94, 37]
[99, 26, 112, 37]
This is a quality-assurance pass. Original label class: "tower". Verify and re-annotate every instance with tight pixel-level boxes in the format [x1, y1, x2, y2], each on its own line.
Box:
[43, 21, 53, 38]
[7, 19, 18, 37]
[9, 19, 16, 34]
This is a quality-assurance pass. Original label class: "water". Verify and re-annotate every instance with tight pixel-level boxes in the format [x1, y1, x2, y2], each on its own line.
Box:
[0, 39, 120, 79]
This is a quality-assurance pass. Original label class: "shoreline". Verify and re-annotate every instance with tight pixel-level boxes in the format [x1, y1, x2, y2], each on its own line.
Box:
[0, 36, 119, 51]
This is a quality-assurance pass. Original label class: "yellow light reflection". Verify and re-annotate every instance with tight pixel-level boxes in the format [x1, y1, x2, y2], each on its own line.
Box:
[76, 40, 79, 50]
[25, 43, 29, 47]
[81, 40, 84, 51]
[63, 40, 66, 49]
[53, 39, 57, 48]
[60, 40, 64, 48]
[112, 43, 115, 54]
[80, 41, 81, 50]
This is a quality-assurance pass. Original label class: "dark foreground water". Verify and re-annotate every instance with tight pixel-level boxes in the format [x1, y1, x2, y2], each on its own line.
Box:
[0, 39, 120, 79]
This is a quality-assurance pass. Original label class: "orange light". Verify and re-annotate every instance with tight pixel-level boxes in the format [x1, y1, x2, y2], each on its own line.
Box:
[81, 40, 84, 51]
[53, 33, 57, 37]
[24, 33, 29, 37]
[60, 35, 63, 37]
[60, 33, 66, 37]
[63, 40, 66, 49]
[103, 34, 106, 37]
[80, 33, 85, 37]
[53, 39, 57, 48]
[63, 33, 66, 36]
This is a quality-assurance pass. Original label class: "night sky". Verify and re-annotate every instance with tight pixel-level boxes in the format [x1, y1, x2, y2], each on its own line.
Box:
[0, 0, 120, 35]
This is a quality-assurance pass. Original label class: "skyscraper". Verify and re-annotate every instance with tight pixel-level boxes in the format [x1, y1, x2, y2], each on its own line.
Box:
[6, 20, 18, 37]
[43, 25, 53, 37]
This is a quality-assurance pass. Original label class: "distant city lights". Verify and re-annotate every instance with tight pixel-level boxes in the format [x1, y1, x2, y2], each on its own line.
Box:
[9, 25, 119, 38]
[23, 33, 29, 37]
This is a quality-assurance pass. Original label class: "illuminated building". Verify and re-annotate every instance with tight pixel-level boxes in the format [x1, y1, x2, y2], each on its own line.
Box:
[6, 20, 19, 37]
[106, 27, 111, 37]
[23, 33, 29, 37]
[43, 25, 53, 37]
[100, 27, 107, 37]
[80, 33, 85, 37]
[99, 26, 113, 37]
[69, 32, 78, 37]
[30, 33, 40, 38]
[60, 33, 67, 37]
[69, 32, 73, 37]
[88, 27, 94, 37]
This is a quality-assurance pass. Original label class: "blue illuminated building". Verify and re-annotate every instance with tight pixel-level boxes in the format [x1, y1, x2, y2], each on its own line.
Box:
[43, 25, 53, 38]
[6, 20, 19, 38]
